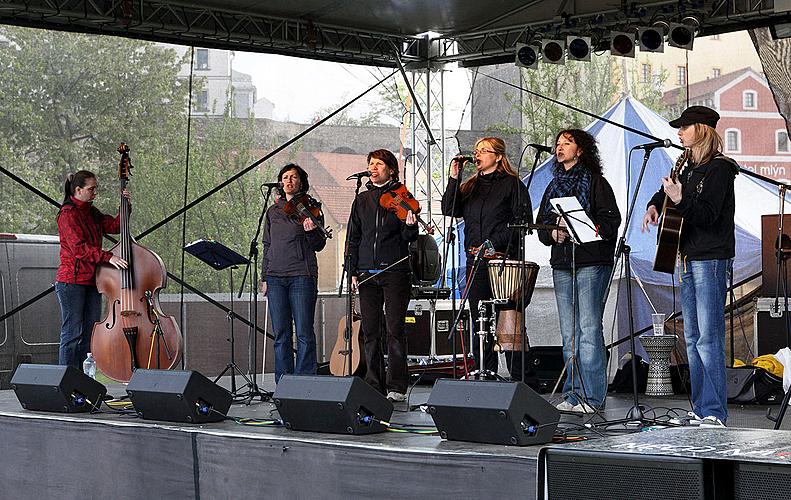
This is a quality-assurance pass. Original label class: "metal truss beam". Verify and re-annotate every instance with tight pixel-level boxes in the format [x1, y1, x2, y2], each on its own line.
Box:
[0, 0, 421, 67]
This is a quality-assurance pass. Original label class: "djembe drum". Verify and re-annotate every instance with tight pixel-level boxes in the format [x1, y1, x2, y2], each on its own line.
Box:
[488, 260, 539, 352]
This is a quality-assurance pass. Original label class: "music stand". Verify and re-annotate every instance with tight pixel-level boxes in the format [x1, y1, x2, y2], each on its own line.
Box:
[185, 239, 252, 399]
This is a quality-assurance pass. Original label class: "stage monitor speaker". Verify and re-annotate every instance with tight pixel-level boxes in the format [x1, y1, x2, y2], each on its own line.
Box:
[10, 363, 107, 413]
[126, 369, 232, 423]
[538, 448, 706, 500]
[734, 462, 791, 498]
[426, 379, 559, 446]
[273, 375, 393, 434]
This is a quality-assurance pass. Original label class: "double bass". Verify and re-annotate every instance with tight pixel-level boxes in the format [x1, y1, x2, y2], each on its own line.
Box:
[91, 143, 183, 382]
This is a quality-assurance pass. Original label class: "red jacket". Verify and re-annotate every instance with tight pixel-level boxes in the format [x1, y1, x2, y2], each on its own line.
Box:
[56, 197, 121, 285]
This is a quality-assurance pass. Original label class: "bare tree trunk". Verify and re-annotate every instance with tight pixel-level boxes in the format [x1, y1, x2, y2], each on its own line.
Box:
[750, 27, 791, 133]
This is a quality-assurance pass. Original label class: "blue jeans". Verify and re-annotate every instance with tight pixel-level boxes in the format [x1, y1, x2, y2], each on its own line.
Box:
[680, 259, 731, 422]
[553, 265, 611, 408]
[55, 282, 102, 370]
[266, 276, 318, 383]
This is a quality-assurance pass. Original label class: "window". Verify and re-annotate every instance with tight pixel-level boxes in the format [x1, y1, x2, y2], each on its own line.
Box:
[677, 66, 686, 86]
[778, 130, 790, 153]
[641, 64, 651, 83]
[196, 48, 209, 70]
[725, 129, 741, 152]
[743, 90, 757, 109]
[712, 68, 721, 78]
[194, 90, 208, 112]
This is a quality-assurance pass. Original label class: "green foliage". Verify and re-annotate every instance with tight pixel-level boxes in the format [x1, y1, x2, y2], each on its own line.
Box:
[0, 26, 279, 292]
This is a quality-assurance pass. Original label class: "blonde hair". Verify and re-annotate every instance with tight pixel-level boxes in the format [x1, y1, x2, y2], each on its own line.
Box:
[460, 137, 518, 196]
[688, 124, 723, 165]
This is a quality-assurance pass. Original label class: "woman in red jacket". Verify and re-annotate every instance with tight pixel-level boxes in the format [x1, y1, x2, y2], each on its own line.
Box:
[55, 170, 129, 370]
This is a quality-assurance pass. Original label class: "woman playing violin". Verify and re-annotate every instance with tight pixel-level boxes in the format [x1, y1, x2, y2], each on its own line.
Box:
[261, 163, 327, 383]
[441, 137, 532, 378]
[348, 149, 417, 402]
[56, 170, 130, 370]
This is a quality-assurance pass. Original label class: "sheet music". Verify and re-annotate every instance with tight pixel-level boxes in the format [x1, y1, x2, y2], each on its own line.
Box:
[549, 196, 601, 244]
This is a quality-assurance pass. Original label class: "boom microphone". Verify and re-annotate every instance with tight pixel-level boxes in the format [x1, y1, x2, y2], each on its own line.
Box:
[634, 139, 672, 150]
[346, 171, 371, 180]
[528, 143, 553, 154]
[261, 181, 283, 188]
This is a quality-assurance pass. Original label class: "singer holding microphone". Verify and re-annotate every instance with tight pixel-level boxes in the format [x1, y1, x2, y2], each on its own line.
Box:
[261, 163, 327, 383]
[348, 149, 417, 402]
[642, 106, 737, 427]
[441, 137, 532, 376]
[536, 129, 621, 414]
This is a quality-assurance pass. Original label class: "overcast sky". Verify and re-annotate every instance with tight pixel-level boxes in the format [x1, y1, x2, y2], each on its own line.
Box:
[232, 51, 473, 129]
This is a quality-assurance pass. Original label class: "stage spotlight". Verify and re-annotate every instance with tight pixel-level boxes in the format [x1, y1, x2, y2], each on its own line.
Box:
[610, 32, 635, 58]
[668, 22, 695, 50]
[566, 36, 591, 62]
[542, 39, 565, 65]
[638, 27, 664, 52]
[514, 43, 540, 69]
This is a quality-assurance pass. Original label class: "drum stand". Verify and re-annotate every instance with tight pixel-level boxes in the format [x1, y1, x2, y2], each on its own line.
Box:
[467, 299, 506, 380]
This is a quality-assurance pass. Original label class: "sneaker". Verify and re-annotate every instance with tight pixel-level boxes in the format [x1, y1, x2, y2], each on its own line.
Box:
[700, 416, 726, 427]
[556, 400, 576, 412]
[571, 402, 597, 414]
[687, 411, 703, 426]
[386, 391, 406, 402]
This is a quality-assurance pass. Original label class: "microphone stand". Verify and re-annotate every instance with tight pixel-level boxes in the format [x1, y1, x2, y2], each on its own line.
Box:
[496, 146, 545, 383]
[443, 161, 469, 379]
[338, 176, 366, 376]
[236, 184, 276, 403]
[602, 146, 660, 424]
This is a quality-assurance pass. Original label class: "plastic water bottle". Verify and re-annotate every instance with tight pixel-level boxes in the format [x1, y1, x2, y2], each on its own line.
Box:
[83, 352, 96, 379]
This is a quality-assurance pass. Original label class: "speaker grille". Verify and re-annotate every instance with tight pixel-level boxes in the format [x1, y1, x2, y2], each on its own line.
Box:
[735, 463, 791, 498]
[543, 449, 704, 500]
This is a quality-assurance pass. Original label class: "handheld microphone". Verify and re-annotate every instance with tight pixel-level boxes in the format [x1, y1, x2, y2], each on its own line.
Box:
[528, 143, 553, 154]
[477, 239, 495, 257]
[453, 154, 475, 164]
[262, 181, 283, 188]
[346, 171, 371, 180]
[634, 139, 672, 150]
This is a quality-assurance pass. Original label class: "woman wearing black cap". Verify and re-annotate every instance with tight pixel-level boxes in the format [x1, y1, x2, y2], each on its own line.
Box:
[642, 106, 739, 427]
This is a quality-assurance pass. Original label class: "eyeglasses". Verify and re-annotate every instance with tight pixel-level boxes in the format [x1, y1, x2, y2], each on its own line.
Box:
[473, 148, 496, 155]
[81, 186, 99, 192]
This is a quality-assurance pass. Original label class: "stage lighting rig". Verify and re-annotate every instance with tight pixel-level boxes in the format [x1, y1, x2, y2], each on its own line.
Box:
[514, 43, 540, 69]
[638, 27, 664, 52]
[610, 31, 635, 58]
[541, 39, 565, 65]
[566, 36, 591, 62]
[668, 18, 698, 50]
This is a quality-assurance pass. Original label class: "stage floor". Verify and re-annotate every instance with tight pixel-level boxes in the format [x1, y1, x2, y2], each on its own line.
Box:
[2, 375, 791, 499]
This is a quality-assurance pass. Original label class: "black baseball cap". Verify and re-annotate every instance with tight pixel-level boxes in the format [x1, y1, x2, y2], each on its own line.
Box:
[669, 106, 720, 128]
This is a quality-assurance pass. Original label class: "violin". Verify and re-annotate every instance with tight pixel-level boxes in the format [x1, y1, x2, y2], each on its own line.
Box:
[378, 183, 435, 234]
[283, 192, 333, 239]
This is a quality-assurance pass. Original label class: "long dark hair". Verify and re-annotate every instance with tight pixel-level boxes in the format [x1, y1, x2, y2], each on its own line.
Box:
[367, 149, 400, 182]
[278, 163, 310, 193]
[554, 129, 603, 175]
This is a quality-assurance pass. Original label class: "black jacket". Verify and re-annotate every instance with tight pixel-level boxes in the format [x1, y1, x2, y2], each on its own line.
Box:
[261, 197, 327, 280]
[647, 154, 738, 261]
[537, 174, 621, 269]
[348, 182, 419, 275]
[441, 170, 532, 260]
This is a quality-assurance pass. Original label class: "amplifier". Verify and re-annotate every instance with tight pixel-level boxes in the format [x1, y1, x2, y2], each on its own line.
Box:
[754, 297, 791, 355]
[406, 300, 470, 357]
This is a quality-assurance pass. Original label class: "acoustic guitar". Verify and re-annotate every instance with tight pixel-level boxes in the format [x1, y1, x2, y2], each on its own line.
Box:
[653, 149, 689, 274]
[329, 295, 365, 376]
